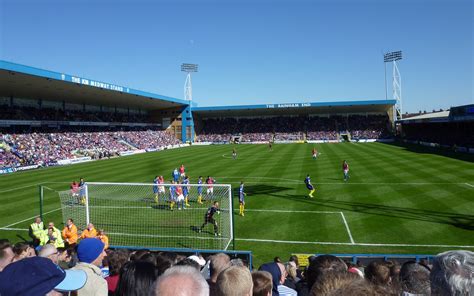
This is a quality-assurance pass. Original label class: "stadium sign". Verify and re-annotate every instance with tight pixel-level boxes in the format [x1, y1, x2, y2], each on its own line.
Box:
[266, 103, 311, 108]
[71, 76, 130, 93]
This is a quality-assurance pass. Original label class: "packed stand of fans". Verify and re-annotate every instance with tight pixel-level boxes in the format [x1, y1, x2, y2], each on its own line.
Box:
[0, 128, 180, 168]
[402, 121, 474, 148]
[197, 115, 391, 142]
[1, 231, 472, 296]
[0, 104, 157, 123]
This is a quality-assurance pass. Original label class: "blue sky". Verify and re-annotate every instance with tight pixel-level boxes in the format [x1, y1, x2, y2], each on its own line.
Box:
[1, 0, 472, 113]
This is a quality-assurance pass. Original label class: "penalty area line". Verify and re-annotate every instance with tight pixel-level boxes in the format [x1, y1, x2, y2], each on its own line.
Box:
[465, 183, 474, 188]
[0, 207, 62, 229]
[236, 238, 474, 249]
[340, 212, 355, 244]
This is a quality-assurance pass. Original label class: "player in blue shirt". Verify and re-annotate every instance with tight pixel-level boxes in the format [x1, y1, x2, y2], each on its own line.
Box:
[305, 174, 315, 198]
[169, 181, 177, 211]
[153, 176, 160, 204]
[239, 181, 247, 216]
[182, 176, 191, 207]
[197, 176, 204, 204]
[198, 201, 220, 236]
[79, 177, 86, 205]
[172, 168, 180, 182]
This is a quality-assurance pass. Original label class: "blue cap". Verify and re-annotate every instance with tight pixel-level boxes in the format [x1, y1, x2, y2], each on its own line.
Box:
[77, 238, 105, 263]
[0, 256, 87, 295]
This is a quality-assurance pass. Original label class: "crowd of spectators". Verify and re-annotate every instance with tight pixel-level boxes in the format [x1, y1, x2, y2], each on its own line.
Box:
[0, 128, 180, 168]
[402, 122, 474, 148]
[197, 115, 391, 142]
[1, 236, 472, 295]
[0, 104, 156, 123]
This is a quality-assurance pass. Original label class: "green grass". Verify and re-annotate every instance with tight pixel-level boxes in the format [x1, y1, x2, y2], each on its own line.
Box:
[1, 142, 473, 266]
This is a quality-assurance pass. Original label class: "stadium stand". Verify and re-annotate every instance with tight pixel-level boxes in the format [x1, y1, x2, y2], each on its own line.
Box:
[196, 115, 391, 143]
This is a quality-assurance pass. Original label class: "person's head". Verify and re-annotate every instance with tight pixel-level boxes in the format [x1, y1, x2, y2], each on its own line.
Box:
[66, 218, 73, 226]
[80, 177, 84, 182]
[38, 244, 59, 264]
[0, 239, 14, 272]
[13, 242, 34, 261]
[430, 250, 474, 296]
[252, 271, 273, 296]
[98, 229, 105, 236]
[289, 255, 299, 267]
[273, 257, 281, 263]
[199, 176, 202, 180]
[35, 216, 42, 224]
[210, 253, 231, 282]
[305, 255, 347, 289]
[155, 252, 176, 276]
[0, 256, 87, 295]
[399, 261, 431, 295]
[48, 221, 55, 228]
[216, 266, 253, 296]
[115, 260, 158, 296]
[153, 265, 209, 296]
[214, 201, 219, 208]
[365, 260, 392, 286]
[87, 223, 94, 230]
[286, 263, 297, 281]
[176, 258, 201, 271]
[310, 272, 362, 296]
[77, 238, 106, 266]
[108, 249, 130, 276]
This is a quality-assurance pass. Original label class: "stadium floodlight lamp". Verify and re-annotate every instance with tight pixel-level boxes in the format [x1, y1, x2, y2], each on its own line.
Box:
[384, 51, 402, 62]
[181, 63, 198, 73]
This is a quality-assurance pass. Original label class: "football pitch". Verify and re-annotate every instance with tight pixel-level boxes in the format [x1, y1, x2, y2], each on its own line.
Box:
[1, 142, 473, 266]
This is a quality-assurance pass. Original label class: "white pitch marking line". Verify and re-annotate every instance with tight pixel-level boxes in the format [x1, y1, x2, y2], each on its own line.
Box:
[236, 238, 474, 248]
[244, 209, 341, 214]
[340, 212, 355, 244]
[465, 183, 474, 188]
[0, 207, 62, 229]
[0, 227, 28, 231]
[0, 183, 41, 193]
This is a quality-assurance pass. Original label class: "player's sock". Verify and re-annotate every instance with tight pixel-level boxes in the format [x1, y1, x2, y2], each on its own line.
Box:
[185, 197, 190, 207]
[242, 205, 245, 216]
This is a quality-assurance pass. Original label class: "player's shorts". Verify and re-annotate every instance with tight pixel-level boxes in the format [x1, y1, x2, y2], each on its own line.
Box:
[183, 189, 189, 196]
[177, 194, 184, 202]
[159, 186, 165, 193]
[169, 195, 176, 202]
[306, 185, 314, 190]
[198, 188, 203, 195]
[153, 187, 159, 194]
[239, 196, 245, 204]
[180, 173, 185, 177]
[344, 169, 349, 174]
[207, 187, 214, 194]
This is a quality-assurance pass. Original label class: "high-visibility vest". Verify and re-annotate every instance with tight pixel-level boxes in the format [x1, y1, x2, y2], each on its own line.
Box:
[30, 222, 44, 239]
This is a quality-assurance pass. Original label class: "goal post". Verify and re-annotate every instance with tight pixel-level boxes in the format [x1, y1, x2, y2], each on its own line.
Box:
[57, 182, 234, 251]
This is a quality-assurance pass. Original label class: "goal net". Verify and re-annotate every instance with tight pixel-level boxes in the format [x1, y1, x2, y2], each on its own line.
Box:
[57, 182, 233, 251]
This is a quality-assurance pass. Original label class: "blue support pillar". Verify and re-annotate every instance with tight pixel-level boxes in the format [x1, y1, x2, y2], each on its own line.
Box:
[181, 105, 194, 143]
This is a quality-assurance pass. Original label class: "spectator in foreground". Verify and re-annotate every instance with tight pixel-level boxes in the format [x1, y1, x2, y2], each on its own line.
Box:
[430, 250, 474, 296]
[115, 260, 158, 296]
[215, 265, 253, 296]
[399, 261, 431, 295]
[0, 256, 87, 295]
[208, 253, 231, 294]
[38, 244, 59, 264]
[106, 249, 130, 295]
[252, 271, 273, 296]
[12, 242, 35, 262]
[259, 261, 297, 296]
[0, 239, 14, 272]
[296, 255, 347, 296]
[72, 238, 108, 296]
[153, 265, 209, 296]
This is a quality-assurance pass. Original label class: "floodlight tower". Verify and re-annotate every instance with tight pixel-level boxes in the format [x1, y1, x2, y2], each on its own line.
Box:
[181, 63, 198, 101]
[384, 51, 403, 120]
[180, 63, 198, 142]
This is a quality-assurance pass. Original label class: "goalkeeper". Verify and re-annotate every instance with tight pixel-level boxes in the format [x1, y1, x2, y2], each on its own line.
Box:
[199, 201, 220, 236]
